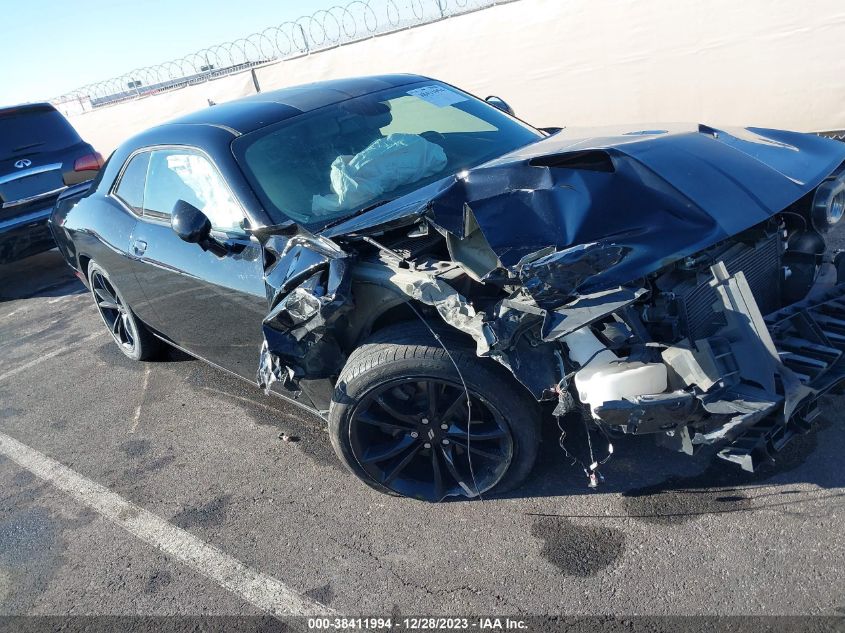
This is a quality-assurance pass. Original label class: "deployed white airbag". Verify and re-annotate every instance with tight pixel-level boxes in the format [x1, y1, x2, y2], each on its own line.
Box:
[312, 133, 447, 215]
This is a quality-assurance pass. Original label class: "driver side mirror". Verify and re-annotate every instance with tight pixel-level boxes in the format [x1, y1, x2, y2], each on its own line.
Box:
[171, 199, 211, 244]
[171, 199, 228, 256]
[485, 95, 515, 117]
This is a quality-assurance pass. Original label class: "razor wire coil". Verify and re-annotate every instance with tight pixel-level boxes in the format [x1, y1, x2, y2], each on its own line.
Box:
[51, 0, 507, 110]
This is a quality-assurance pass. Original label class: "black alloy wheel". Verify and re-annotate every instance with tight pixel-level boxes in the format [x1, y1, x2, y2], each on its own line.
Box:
[87, 262, 161, 361]
[348, 378, 514, 501]
[329, 322, 540, 502]
[91, 268, 137, 352]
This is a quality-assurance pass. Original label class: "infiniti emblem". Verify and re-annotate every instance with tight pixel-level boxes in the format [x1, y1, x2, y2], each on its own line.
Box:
[14, 159, 31, 169]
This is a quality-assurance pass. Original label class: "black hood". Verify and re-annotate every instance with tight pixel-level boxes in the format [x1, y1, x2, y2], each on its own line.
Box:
[323, 124, 845, 293]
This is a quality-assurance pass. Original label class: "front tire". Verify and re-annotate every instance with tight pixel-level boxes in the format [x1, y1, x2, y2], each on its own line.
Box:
[329, 322, 540, 501]
[88, 262, 161, 361]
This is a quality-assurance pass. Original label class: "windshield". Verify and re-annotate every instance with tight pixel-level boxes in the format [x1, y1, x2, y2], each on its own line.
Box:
[233, 82, 542, 229]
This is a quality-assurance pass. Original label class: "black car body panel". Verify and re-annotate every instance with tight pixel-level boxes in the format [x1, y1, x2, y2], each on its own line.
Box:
[1, 103, 101, 263]
[51, 74, 845, 481]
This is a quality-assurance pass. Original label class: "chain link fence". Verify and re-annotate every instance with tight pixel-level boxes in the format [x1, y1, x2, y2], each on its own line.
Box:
[51, 0, 512, 112]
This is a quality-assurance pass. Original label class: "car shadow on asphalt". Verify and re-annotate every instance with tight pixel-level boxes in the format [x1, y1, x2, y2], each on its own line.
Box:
[0, 250, 84, 303]
[513, 418, 845, 577]
[505, 404, 845, 524]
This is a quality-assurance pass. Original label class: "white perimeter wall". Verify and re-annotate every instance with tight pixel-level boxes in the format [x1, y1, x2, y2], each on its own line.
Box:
[69, 0, 845, 155]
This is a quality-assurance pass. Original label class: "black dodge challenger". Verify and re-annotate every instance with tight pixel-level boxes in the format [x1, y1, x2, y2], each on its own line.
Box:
[51, 74, 845, 501]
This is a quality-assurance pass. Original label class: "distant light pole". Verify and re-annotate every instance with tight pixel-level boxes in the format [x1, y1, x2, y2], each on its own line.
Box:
[298, 23, 310, 53]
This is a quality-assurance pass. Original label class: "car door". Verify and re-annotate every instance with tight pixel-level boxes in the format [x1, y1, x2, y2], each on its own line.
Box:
[128, 147, 273, 383]
[50, 148, 144, 312]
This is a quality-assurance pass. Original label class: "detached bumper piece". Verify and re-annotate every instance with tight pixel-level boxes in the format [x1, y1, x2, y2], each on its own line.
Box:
[716, 283, 845, 471]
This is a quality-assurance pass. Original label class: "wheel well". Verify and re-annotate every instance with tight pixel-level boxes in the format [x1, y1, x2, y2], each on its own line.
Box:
[345, 278, 480, 353]
[342, 281, 546, 401]
[368, 303, 417, 336]
[365, 301, 478, 353]
[78, 255, 92, 282]
[359, 302, 551, 404]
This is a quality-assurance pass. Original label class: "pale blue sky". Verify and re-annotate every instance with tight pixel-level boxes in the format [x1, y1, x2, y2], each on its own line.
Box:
[0, 0, 344, 104]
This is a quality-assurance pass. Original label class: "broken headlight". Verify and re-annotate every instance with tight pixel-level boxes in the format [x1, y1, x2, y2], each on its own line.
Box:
[812, 170, 845, 231]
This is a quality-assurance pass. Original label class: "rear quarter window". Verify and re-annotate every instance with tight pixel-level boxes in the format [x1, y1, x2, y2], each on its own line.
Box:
[113, 152, 150, 214]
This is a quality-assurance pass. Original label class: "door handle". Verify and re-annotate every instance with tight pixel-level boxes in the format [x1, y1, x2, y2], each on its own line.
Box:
[132, 239, 147, 256]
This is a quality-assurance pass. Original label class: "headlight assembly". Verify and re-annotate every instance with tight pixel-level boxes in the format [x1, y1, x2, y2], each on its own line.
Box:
[812, 170, 845, 231]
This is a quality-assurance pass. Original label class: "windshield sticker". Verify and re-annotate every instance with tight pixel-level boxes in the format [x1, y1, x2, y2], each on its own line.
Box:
[407, 85, 468, 108]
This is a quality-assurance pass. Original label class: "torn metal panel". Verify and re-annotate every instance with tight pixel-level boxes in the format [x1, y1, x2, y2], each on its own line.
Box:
[385, 266, 496, 355]
[486, 297, 545, 351]
[540, 286, 646, 341]
[444, 204, 502, 282]
[358, 264, 559, 399]
[516, 243, 629, 309]
[256, 226, 353, 393]
[53, 74, 845, 497]
[261, 230, 347, 294]
[252, 119, 845, 475]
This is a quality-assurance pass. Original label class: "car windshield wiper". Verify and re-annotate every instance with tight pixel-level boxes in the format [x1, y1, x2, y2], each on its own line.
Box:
[320, 198, 396, 232]
[12, 141, 45, 153]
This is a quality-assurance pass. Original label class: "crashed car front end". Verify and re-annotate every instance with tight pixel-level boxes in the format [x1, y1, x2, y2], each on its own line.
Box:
[252, 120, 845, 481]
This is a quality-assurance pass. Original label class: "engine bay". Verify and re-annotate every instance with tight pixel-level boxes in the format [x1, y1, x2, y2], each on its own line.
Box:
[549, 209, 845, 474]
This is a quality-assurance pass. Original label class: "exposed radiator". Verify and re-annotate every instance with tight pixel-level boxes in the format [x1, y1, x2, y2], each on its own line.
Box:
[676, 233, 781, 342]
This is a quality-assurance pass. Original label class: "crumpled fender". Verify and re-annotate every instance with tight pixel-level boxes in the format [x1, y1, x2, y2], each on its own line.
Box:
[254, 223, 353, 393]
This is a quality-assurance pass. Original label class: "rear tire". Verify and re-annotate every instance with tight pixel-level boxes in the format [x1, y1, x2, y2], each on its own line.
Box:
[329, 322, 540, 501]
[88, 262, 162, 361]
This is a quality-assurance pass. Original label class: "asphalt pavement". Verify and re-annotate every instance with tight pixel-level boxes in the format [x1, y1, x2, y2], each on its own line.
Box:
[1, 250, 844, 620]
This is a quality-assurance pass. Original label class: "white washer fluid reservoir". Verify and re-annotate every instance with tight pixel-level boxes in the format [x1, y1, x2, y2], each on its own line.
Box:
[563, 327, 668, 416]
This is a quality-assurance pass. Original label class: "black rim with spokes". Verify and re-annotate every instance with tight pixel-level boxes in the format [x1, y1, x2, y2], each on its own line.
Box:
[348, 377, 514, 501]
[90, 270, 136, 352]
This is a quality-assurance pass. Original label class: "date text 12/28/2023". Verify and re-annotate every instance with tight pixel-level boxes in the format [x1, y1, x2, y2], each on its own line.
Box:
[307, 618, 529, 630]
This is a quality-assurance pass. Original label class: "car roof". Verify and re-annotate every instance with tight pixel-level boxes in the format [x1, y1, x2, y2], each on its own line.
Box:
[0, 102, 58, 116]
[156, 74, 431, 136]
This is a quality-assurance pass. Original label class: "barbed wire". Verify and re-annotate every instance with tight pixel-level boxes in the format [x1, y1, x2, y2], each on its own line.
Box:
[51, 0, 508, 110]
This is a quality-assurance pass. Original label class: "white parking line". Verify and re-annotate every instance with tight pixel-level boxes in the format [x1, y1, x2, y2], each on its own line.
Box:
[47, 292, 87, 304]
[0, 332, 103, 383]
[0, 431, 334, 616]
[130, 365, 152, 433]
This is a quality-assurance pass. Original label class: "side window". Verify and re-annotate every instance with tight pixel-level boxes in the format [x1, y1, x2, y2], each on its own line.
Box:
[113, 152, 150, 214]
[143, 149, 245, 233]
